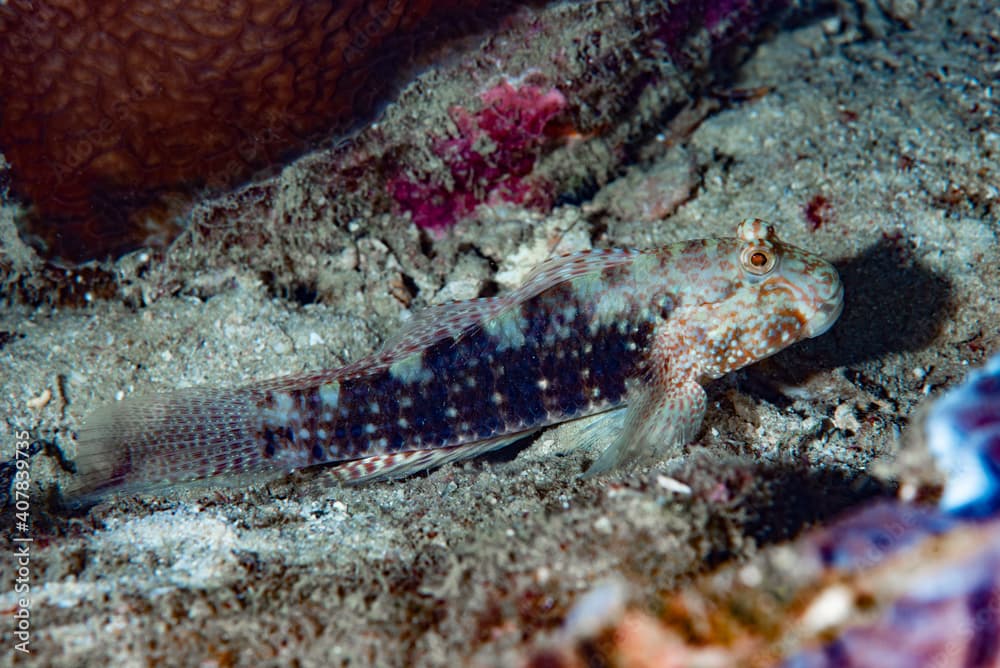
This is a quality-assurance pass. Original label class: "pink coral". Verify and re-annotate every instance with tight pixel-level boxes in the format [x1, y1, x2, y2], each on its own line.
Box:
[389, 81, 567, 232]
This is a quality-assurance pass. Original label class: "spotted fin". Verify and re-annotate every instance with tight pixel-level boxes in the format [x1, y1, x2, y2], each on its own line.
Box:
[583, 377, 706, 477]
[515, 248, 636, 295]
[68, 387, 282, 500]
[326, 431, 538, 484]
[469, 248, 642, 342]
[378, 299, 503, 354]
[381, 249, 637, 354]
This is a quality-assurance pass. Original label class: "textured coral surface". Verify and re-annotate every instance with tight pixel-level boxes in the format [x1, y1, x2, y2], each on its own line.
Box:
[0, 0, 499, 260]
[782, 517, 1000, 666]
[538, 507, 1000, 668]
[925, 353, 1000, 517]
[389, 81, 568, 231]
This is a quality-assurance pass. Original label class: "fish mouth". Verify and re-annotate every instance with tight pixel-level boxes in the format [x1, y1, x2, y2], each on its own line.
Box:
[807, 282, 844, 338]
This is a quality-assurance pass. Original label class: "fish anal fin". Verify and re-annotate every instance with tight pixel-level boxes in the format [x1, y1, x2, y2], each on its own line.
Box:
[326, 430, 539, 484]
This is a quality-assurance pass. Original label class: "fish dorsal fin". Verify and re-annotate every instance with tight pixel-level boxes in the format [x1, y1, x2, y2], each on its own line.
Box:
[257, 250, 642, 393]
[468, 248, 639, 340]
[251, 302, 498, 390]
[384, 248, 638, 351]
[377, 298, 505, 354]
[514, 248, 636, 300]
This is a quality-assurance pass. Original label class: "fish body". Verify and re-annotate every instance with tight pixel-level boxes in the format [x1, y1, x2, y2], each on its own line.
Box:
[71, 219, 843, 498]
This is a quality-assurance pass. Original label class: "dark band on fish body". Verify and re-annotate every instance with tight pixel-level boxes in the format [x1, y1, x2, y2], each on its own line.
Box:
[265, 282, 660, 465]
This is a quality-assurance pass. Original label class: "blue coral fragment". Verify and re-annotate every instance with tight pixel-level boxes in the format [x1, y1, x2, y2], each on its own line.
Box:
[925, 354, 1000, 518]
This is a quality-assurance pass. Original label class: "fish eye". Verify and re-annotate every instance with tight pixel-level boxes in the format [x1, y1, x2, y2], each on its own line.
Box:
[740, 246, 776, 276]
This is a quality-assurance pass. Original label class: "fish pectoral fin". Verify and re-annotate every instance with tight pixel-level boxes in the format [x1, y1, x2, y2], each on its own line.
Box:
[583, 378, 706, 478]
[326, 430, 540, 484]
[572, 407, 628, 456]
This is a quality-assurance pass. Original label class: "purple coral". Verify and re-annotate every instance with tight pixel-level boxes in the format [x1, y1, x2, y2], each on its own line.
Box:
[800, 501, 954, 572]
[783, 517, 1000, 668]
[654, 0, 772, 63]
[925, 353, 1000, 518]
[389, 81, 568, 232]
[781, 355, 1000, 666]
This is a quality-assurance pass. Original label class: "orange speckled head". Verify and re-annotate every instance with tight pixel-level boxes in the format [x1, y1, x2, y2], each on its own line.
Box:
[691, 218, 843, 379]
[736, 217, 843, 336]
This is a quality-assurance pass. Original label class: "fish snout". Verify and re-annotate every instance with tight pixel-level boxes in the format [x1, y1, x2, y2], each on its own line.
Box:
[805, 270, 844, 338]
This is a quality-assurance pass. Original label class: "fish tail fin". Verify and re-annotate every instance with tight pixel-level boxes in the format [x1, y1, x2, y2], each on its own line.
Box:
[68, 388, 278, 500]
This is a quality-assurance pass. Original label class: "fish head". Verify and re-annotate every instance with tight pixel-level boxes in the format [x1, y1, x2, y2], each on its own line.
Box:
[690, 218, 843, 378]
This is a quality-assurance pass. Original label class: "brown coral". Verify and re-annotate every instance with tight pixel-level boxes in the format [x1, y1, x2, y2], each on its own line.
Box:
[0, 0, 504, 261]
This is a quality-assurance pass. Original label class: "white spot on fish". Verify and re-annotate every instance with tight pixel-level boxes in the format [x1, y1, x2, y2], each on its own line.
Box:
[628, 252, 659, 279]
[390, 352, 432, 384]
[483, 307, 527, 351]
[262, 392, 296, 426]
[319, 382, 341, 409]
[591, 289, 630, 333]
[571, 273, 602, 303]
[276, 393, 293, 412]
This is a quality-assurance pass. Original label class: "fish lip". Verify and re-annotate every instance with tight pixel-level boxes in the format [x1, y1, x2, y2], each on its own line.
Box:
[808, 283, 844, 338]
